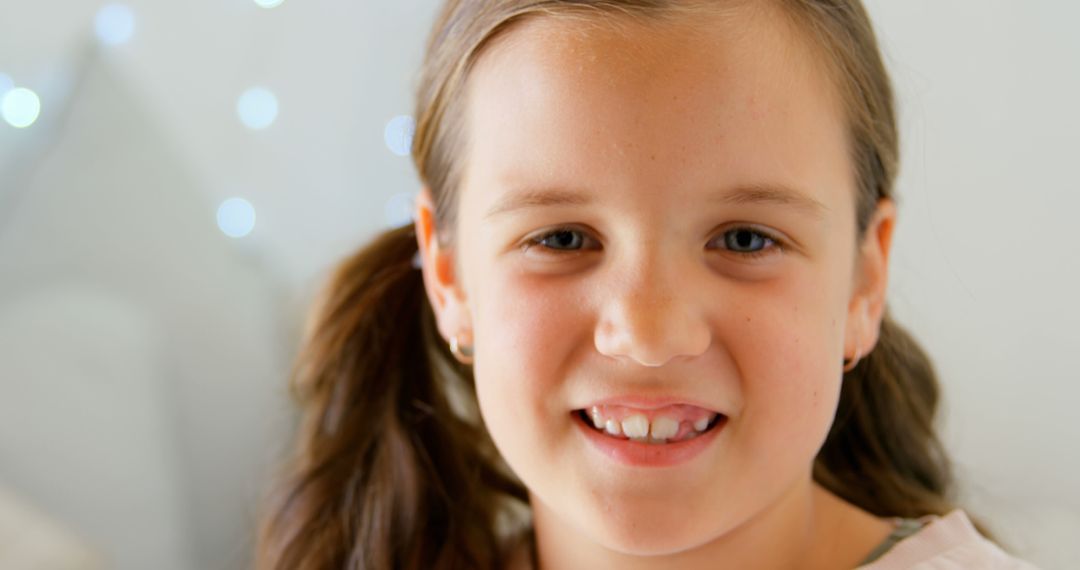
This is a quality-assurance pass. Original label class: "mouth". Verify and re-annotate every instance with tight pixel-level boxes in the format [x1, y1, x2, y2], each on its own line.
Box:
[572, 404, 726, 445]
[571, 404, 729, 468]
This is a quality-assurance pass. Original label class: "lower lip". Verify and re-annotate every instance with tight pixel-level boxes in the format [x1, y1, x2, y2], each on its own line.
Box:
[572, 411, 727, 468]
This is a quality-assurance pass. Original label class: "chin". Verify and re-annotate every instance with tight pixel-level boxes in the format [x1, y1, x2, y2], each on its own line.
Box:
[594, 526, 710, 557]
[577, 499, 720, 557]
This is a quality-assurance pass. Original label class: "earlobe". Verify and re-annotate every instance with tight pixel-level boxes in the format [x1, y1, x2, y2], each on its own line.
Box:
[849, 198, 898, 357]
[843, 298, 865, 373]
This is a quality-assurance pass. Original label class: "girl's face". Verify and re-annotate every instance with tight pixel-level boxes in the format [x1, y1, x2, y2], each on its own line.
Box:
[416, 5, 895, 561]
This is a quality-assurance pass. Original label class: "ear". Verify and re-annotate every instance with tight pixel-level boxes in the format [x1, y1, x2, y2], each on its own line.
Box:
[845, 197, 897, 358]
[414, 186, 473, 346]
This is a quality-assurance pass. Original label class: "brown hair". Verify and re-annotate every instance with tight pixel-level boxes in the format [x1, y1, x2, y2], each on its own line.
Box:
[257, 1, 999, 568]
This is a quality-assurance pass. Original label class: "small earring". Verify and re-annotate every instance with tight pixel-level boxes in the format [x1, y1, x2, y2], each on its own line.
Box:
[842, 335, 861, 373]
[844, 301, 867, 374]
[449, 334, 474, 365]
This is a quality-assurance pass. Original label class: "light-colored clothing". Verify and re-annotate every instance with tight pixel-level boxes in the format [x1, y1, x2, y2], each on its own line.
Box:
[504, 508, 1042, 569]
[858, 509, 1041, 569]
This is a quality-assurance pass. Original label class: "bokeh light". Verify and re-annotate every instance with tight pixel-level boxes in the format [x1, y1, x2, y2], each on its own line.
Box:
[384, 115, 415, 157]
[253, 0, 285, 8]
[236, 87, 278, 130]
[384, 191, 416, 229]
[95, 4, 136, 46]
[216, 198, 257, 238]
[1, 87, 42, 128]
[0, 73, 13, 98]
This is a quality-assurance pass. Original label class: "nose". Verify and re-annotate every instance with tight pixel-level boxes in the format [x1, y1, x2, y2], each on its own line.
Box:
[593, 255, 712, 367]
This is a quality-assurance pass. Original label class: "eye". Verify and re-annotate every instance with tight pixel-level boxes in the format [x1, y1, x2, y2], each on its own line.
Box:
[713, 227, 783, 260]
[523, 226, 597, 255]
[521, 225, 784, 259]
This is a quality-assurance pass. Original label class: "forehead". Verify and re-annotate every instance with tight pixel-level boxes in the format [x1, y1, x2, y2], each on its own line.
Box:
[460, 5, 851, 219]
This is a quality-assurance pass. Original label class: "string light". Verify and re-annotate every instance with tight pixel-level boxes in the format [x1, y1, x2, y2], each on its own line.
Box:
[236, 87, 278, 130]
[384, 191, 417, 228]
[1, 87, 41, 128]
[216, 198, 257, 238]
[95, 4, 136, 46]
[384, 115, 415, 157]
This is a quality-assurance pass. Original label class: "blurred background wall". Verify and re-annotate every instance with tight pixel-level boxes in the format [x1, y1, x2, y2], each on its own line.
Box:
[0, 1, 1076, 568]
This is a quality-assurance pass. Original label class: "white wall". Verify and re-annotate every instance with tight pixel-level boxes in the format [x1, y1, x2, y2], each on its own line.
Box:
[0, 40, 297, 569]
[868, 2, 1080, 566]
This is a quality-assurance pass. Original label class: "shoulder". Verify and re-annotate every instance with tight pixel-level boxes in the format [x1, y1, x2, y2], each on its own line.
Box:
[858, 509, 1042, 570]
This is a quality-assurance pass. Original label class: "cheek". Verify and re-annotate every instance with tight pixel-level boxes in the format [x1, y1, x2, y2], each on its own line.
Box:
[734, 288, 845, 462]
[471, 273, 578, 455]
[477, 271, 583, 379]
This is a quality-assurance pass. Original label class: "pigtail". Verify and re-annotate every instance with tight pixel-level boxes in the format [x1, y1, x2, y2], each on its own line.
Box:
[814, 310, 1000, 543]
[815, 309, 951, 514]
[255, 224, 527, 569]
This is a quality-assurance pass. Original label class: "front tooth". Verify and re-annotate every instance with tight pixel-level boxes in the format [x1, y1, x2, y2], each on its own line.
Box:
[590, 406, 604, 429]
[693, 416, 710, 432]
[621, 415, 649, 439]
[650, 416, 679, 440]
[604, 419, 622, 436]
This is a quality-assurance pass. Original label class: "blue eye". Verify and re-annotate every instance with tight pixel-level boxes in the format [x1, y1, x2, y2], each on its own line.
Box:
[528, 228, 592, 251]
[523, 226, 782, 259]
[719, 228, 780, 259]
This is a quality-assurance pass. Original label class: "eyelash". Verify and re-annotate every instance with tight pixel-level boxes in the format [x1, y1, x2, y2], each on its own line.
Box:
[523, 225, 784, 260]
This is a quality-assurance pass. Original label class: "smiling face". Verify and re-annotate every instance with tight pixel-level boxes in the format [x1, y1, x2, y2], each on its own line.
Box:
[415, 3, 896, 562]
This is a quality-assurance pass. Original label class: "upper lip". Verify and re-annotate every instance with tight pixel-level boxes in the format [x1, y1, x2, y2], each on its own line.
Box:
[577, 395, 726, 415]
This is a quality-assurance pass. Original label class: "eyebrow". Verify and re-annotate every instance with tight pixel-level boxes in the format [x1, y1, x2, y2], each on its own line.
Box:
[484, 183, 830, 220]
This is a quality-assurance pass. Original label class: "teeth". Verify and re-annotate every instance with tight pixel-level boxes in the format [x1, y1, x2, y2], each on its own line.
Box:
[621, 415, 649, 440]
[650, 416, 679, 440]
[590, 406, 604, 429]
[583, 407, 721, 444]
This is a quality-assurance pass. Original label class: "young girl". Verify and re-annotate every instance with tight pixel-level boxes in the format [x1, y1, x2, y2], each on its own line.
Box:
[257, 1, 1039, 568]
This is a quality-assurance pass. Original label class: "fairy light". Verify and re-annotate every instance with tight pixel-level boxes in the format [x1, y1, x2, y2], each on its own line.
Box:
[95, 4, 136, 46]
[0, 73, 13, 98]
[384, 115, 415, 157]
[236, 87, 278, 130]
[384, 191, 417, 228]
[217, 198, 257, 238]
[1, 87, 42, 128]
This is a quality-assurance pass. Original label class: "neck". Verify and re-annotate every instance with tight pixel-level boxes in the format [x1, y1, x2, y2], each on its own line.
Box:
[529, 478, 887, 570]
